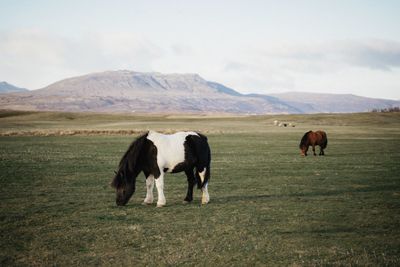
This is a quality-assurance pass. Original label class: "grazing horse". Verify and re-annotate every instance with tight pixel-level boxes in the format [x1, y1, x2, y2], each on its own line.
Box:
[111, 131, 211, 207]
[299, 130, 328, 156]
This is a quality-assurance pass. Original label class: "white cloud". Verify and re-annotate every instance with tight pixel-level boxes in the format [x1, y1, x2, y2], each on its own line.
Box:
[215, 39, 400, 99]
[0, 29, 70, 88]
[0, 29, 164, 88]
[242, 39, 400, 73]
[284, 39, 400, 71]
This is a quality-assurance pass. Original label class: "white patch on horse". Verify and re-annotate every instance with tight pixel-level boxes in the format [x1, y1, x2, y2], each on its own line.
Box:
[199, 168, 206, 183]
[143, 175, 154, 205]
[147, 131, 198, 173]
[201, 183, 210, 204]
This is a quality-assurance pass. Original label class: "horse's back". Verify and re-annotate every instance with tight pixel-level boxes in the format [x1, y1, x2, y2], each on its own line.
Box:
[316, 130, 327, 140]
[316, 130, 328, 147]
[316, 130, 326, 136]
[146, 131, 200, 171]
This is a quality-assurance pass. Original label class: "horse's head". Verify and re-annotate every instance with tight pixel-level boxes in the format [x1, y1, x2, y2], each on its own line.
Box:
[299, 131, 312, 156]
[110, 133, 148, 206]
[111, 170, 136, 206]
[299, 145, 307, 156]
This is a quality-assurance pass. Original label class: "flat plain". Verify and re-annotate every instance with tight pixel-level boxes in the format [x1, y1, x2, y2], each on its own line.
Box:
[1, 111, 400, 266]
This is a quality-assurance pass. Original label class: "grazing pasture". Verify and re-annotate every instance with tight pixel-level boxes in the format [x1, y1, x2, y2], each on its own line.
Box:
[1, 111, 400, 266]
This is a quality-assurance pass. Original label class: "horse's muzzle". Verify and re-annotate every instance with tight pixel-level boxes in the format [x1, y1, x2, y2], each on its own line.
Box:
[116, 199, 128, 206]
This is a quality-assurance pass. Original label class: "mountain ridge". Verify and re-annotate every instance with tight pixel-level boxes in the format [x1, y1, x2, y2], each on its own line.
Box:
[269, 91, 400, 113]
[0, 82, 29, 94]
[0, 71, 399, 114]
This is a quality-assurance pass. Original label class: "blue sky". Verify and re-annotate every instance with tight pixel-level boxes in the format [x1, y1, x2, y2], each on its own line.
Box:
[1, 0, 400, 99]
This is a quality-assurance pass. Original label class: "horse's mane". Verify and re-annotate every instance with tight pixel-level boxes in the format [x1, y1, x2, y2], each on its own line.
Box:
[111, 132, 149, 188]
[299, 131, 312, 148]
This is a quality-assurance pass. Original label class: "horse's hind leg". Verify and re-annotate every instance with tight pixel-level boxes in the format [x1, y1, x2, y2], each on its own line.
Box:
[312, 145, 317, 156]
[196, 167, 210, 205]
[319, 146, 324, 156]
[184, 169, 195, 203]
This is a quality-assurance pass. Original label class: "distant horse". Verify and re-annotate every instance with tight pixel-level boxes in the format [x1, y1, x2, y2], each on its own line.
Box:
[299, 130, 328, 156]
[111, 131, 211, 207]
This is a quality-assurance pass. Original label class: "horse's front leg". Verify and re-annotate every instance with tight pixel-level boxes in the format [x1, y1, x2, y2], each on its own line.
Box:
[155, 172, 166, 207]
[304, 146, 309, 156]
[143, 175, 154, 205]
[312, 145, 317, 156]
[184, 170, 195, 203]
[319, 146, 324, 156]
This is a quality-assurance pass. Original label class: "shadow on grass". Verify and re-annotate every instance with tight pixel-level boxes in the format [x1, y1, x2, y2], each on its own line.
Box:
[278, 226, 357, 235]
[103, 183, 398, 210]
[210, 184, 398, 205]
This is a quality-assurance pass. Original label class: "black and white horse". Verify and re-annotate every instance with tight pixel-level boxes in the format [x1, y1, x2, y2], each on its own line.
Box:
[111, 131, 211, 207]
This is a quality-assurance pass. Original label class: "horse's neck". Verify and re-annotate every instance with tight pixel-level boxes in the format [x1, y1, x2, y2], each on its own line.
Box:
[123, 157, 141, 179]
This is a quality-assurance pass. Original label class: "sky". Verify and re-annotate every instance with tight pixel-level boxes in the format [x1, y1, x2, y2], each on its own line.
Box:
[1, 0, 400, 99]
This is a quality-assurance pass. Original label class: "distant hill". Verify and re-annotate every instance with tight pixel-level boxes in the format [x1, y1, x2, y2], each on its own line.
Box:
[0, 71, 398, 114]
[0, 82, 28, 94]
[270, 92, 400, 113]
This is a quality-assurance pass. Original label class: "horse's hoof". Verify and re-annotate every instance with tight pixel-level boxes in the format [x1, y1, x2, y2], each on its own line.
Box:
[142, 201, 152, 206]
[156, 203, 166, 208]
[184, 196, 193, 202]
[201, 199, 209, 205]
[183, 200, 191, 204]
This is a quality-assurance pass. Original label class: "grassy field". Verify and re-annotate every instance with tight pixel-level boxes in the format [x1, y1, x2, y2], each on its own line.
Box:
[1, 111, 400, 266]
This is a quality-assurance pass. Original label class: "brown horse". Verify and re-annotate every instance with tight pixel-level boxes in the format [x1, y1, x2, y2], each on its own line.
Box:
[299, 130, 328, 156]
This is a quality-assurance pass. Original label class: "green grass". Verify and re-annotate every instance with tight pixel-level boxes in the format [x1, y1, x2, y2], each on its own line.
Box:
[1, 111, 400, 266]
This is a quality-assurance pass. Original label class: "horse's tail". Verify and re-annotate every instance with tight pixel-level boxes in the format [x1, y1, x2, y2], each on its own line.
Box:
[190, 133, 211, 189]
[198, 142, 211, 189]
[203, 145, 211, 188]
[322, 132, 328, 149]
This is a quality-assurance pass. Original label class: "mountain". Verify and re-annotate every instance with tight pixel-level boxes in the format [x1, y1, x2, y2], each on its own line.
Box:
[270, 92, 400, 113]
[0, 71, 398, 114]
[0, 82, 28, 94]
[0, 71, 297, 114]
